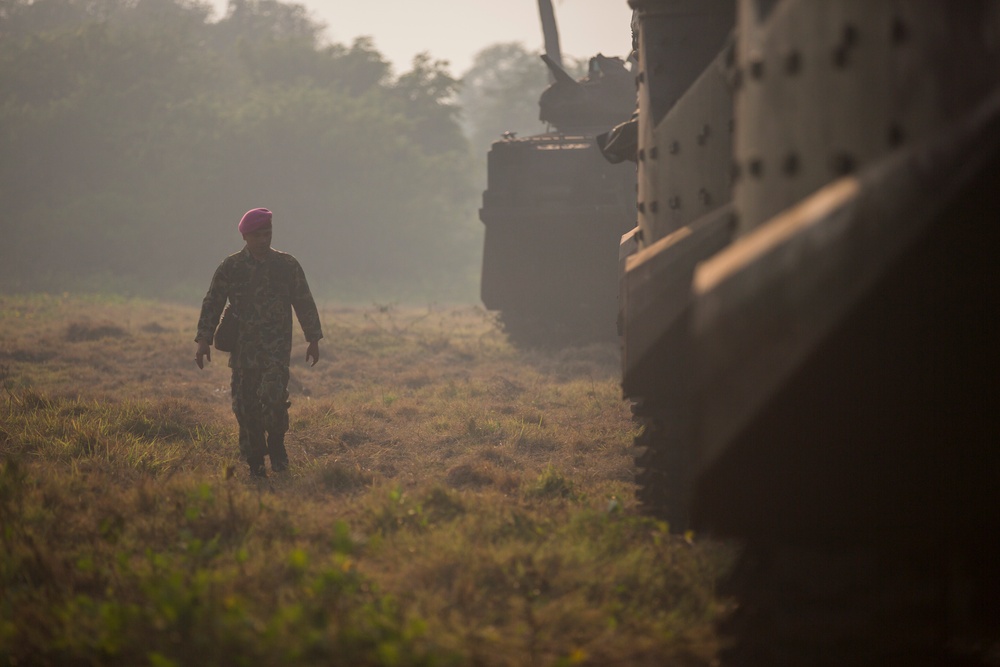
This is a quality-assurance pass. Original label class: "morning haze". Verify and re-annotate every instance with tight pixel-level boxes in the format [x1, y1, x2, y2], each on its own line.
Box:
[0, 0, 628, 305]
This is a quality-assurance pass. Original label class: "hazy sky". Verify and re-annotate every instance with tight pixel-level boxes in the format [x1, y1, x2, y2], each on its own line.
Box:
[210, 0, 634, 75]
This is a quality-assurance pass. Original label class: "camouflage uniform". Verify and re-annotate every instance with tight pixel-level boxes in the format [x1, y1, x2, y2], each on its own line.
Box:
[196, 247, 323, 473]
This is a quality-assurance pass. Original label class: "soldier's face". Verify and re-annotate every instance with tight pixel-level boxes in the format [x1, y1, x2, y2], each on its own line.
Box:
[243, 226, 272, 254]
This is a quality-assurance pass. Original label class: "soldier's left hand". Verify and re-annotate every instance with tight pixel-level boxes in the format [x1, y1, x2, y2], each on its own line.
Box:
[306, 340, 320, 366]
[195, 340, 211, 369]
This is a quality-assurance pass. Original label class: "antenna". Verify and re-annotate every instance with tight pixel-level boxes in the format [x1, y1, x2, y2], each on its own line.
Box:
[537, 0, 563, 81]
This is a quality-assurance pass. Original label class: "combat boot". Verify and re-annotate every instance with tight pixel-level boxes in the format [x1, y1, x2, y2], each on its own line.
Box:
[268, 432, 289, 473]
[248, 456, 267, 478]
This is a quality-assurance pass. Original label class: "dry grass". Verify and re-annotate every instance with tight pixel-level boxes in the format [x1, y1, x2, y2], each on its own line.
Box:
[0, 293, 733, 666]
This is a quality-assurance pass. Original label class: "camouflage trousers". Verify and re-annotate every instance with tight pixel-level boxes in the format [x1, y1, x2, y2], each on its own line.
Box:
[230, 365, 290, 463]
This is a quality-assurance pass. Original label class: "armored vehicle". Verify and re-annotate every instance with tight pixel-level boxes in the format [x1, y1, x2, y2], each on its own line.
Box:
[478, 2, 637, 346]
[620, 0, 998, 662]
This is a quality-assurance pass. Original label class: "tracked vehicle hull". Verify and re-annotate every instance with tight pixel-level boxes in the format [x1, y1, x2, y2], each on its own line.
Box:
[623, 1, 999, 662]
[480, 132, 635, 345]
[478, 2, 638, 347]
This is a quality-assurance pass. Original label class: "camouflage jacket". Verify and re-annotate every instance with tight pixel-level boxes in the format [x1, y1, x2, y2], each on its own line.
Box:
[196, 247, 323, 368]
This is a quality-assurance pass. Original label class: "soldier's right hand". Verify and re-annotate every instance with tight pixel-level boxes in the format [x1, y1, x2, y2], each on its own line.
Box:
[196, 340, 211, 369]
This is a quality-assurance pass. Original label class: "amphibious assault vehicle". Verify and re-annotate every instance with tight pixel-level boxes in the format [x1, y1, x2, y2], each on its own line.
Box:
[478, 2, 637, 346]
[620, 0, 998, 662]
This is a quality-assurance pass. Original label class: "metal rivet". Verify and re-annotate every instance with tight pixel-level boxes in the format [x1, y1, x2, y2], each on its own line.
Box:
[748, 159, 764, 178]
[782, 153, 800, 176]
[649, 146, 659, 160]
[637, 71, 646, 84]
[833, 46, 849, 68]
[698, 188, 711, 206]
[750, 59, 764, 80]
[887, 123, 905, 148]
[637, 202, 645, 213]
[842, 23, 858, 47]
[638, 148, 645, 161]
[891, 17, 908, 45]
[830, 152, 856, 175]
[697, 124, 711, 146]
[650, 200, 660, 213]
[834, 22, 859, 67]
[785, 50, 801, 75]
[669, 141, 680, 155]
[666, 197, 679, 210]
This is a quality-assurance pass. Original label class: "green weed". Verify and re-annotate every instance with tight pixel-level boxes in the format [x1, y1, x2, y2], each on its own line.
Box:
[526, 465, 579, 501]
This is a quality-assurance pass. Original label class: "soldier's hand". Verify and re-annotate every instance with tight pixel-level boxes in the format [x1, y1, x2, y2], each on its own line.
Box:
[196, 340, 211, 369]
[306, 340, 320, 367]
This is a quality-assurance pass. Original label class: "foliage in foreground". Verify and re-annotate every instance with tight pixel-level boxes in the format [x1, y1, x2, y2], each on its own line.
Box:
[0, 295, 734, 666]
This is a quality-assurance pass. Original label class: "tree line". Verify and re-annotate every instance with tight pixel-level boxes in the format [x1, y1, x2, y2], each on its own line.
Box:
[0, 0, 571, 302]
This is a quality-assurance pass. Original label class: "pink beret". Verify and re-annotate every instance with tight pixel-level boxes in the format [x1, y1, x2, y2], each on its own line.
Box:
[238, 208, 272, 234]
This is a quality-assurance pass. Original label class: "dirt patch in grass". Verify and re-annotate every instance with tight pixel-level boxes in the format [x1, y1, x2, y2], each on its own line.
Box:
[65, 320, 130, 342]
[444, 462, 495, 489]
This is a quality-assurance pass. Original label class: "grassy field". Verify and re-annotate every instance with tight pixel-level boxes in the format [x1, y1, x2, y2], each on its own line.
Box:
[0, 294, 733, 666]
